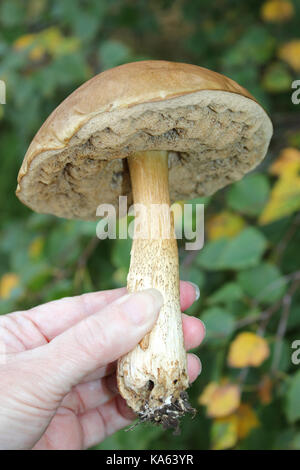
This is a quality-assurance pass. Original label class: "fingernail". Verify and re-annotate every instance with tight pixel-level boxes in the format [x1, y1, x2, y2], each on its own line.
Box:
[116, 289, 163, 326]
[188, 282, 200, 301]
[187, 353, 202, 384]
[192, 354, 202, 375]
[199, 319, 206, 337]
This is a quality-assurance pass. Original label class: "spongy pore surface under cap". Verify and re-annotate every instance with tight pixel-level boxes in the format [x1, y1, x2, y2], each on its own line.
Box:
[16, 61, 273, 220]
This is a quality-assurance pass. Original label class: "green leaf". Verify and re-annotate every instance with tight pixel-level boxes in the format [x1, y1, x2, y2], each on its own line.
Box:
[286, 370, 300, 423]
[197, 227, 267, 271]
[207, 282, 244, 305]
[73, 12, 101, 40]
[291, 432, 300, 450]
[44, 279, 73, 302]
[99, 40, 131, 70]
[47, 222, 82, 265]
[227, 174, 270, 216]
[263, 339, 291, 373]
[21, 262, 53, 292]
[111, 238, 132, 271]
[237, 263, 287, 304]
[272, 429, 296, 450]
[223, 26, 275, 67]
[0, 298, 17, 316]
[201, 307, 235, 343]
[75, 220, 98, 237]
[262, 63, 292, 93]
[287, 131, 300, 149]
[180, 265, 205, 289]
[287, 304, 300, 331]
[0, 0, 24, 26]
[48, 54, 90, 86]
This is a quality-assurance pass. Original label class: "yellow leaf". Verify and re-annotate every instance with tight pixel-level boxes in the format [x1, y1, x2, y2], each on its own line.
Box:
[259, 176, 300, 224]
[13, 27, 80, 61]
[235, 404, 260, 439]
[29, 236, 44, 259]
[40, 27, 80, 56]
[211, 416, 238, 450]
[29, 45, 45, 61]
[0, 273, 20, 299]
[259, 148, 300, 224]
[198, 382, 218, 406]
[261, 0, 294, 23]
[199, 382, 241, 418]
[13, 33, 44, 61]
[258, 375, 273, 405]
[279, 40, 300, 71]
[14, 33, 35, 50]
[269, 147, 300, 176]
[206, 211, 245, 241]
[228, 332, 270, 368]
[207, 384, 241, 418]
[212, 404, 260, 449]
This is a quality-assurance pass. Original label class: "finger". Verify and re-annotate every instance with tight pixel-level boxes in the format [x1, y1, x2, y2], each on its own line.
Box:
[13, 282, 198, 349]
[32, 411, 82, 450]
[79, 395, 135, 449]
[60, 375, 117, 414]
[17, 287, 127, 344]
[42, 289, 163, 390]
[187, 353, 202, 383]
[32, 395, 134, 450]
[79, 362, 117, 383]
[182, 314, 205, 350]
[180, 281, 199, 311]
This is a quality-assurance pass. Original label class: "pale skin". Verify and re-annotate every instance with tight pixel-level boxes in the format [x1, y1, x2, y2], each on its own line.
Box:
[0, 281, 204, 450]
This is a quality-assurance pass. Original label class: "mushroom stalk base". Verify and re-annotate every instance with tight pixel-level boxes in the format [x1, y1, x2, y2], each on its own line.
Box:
[117, 150, 194, 432]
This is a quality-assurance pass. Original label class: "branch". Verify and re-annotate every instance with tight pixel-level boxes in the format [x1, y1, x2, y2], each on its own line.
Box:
[271, 279, 300, 375]
[274, 212, 300, 265]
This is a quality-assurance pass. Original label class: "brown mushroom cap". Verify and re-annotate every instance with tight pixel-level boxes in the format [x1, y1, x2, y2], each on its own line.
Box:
[16, 60, 273, 220]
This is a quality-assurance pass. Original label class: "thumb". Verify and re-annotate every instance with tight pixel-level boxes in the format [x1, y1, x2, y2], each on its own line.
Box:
[40, 288, 163, 390]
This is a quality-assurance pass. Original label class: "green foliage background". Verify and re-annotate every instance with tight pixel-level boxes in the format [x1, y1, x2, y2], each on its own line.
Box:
[0, 0, 300, 450]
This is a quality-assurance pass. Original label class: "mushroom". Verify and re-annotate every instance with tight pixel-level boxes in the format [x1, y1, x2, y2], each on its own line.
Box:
[16, 61, 273, 430]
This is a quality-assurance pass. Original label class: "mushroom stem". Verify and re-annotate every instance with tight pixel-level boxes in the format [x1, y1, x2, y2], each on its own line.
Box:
[117, 150, 193, 430]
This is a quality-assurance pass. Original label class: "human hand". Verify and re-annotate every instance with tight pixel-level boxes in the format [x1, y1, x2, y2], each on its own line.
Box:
[0, 282, 205, 450]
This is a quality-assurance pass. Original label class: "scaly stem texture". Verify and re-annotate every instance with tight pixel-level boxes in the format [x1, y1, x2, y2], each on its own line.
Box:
[117, 150, 191, 430]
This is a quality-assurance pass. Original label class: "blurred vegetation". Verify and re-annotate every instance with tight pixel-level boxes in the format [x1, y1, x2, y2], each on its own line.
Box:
[1, 0, 300, 450]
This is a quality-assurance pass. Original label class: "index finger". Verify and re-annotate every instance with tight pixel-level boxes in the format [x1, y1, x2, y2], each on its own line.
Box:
[11, 281, 198, 345]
